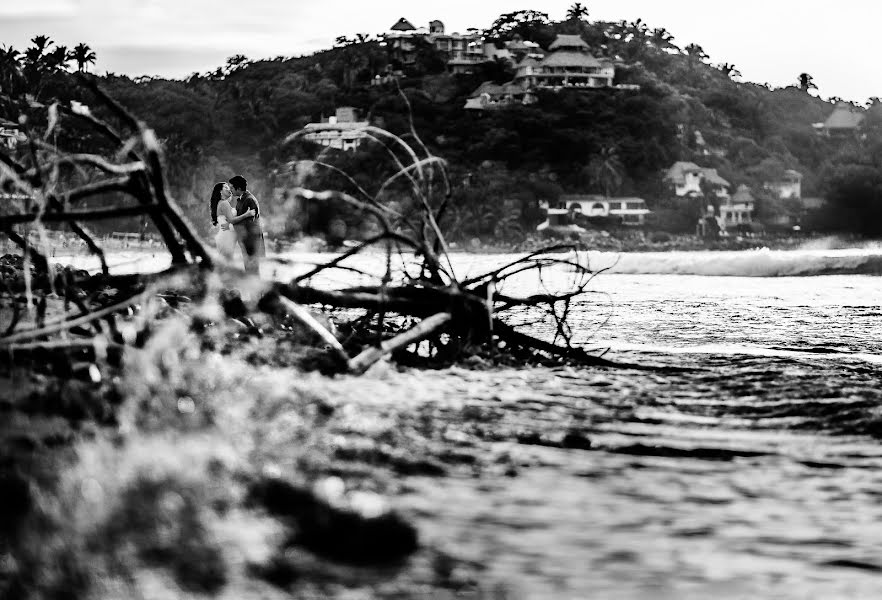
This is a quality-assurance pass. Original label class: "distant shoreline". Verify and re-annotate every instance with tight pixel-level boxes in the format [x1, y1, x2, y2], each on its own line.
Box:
[448, 232, 872, 255]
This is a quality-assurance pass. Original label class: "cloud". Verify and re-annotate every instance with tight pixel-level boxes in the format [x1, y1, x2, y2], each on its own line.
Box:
[0, 0, 78, 18]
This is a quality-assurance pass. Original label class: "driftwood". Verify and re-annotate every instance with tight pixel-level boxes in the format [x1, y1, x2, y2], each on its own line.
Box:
[348, 312, 452, 374]
[0, 79, 622, 376]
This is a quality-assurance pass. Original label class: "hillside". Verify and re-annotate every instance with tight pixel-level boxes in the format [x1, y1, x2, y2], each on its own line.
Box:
[2, 11, 881, 240]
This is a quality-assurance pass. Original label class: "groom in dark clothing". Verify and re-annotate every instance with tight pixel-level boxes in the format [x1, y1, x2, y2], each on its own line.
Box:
[229, 175, 265, 274]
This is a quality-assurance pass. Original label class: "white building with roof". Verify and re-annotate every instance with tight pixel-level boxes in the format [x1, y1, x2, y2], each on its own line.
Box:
[557, 194, 651, 225]
[301, 107, 368, 152]
[464, 81, 537, 110]
[722, 184, 755, 226]
[383, 17, 485, 73]
[814, 102, 865, 137]
[513, 34, 615, 90]
[665, 161, 730, 199]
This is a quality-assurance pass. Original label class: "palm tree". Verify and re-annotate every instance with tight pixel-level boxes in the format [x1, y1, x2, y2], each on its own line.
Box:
[684, 43, 708, 62]
[29, 35, 52, 58]
[649, 28, 678, 53]
[566, 2, 589, 21]
[797, 72, 817, 93]
[69, 42, 97, 72]
[45, 45, 70, 72]
[0, 45, 22, 91]
[717, 63, 741, 79]
[223, 54, 250, 75]
[586, 146, 624, 197]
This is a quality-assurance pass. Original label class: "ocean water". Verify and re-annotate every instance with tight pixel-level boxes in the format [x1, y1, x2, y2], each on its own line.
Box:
[64, 247, 882, 598]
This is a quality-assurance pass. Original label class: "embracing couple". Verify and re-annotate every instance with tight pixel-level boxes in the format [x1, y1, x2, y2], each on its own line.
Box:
[209, 175, 265, 274]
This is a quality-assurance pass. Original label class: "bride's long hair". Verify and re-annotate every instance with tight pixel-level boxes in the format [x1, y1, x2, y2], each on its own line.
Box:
[209, 182, 226, 226]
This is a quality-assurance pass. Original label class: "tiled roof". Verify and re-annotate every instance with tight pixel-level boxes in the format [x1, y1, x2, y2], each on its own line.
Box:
[701, 168, 730, 187]
[447, 58, 486, 65]
[506, 40, 532, 51]
[469, 81, 526, 98]
[824, 102, 865, 130]
[469, 81, 505, 98]
[665, 162, 729, 187]
[501, 82, 526, 95]
[549, 34, 589, 50]
[731, 184, 755, 203]
[390, 17, 416, 31]
[517, 56, 541, 67]
[540, 51, 601, 68]
[664, 161, 703, 183]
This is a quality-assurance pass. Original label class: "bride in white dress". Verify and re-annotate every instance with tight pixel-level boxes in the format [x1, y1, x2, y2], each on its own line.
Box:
[210, 182, 254, 261]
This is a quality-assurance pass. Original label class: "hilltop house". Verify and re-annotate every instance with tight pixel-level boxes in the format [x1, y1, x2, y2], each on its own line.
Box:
[664, 161, 730, 199]
[301, 107, 368, 151]
[814, 102, 865, 137]
[384, 18, 485, 74]
[463, 81, 537, 110]
[513, 34, 615, 90]
[483, 35, 545, 64]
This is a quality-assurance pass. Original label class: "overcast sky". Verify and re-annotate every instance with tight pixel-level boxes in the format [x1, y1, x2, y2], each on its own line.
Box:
[1, 1, 879, 103]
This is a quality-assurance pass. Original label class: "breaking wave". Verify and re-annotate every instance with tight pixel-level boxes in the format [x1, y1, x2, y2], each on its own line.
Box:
[576, 248, 882, 277]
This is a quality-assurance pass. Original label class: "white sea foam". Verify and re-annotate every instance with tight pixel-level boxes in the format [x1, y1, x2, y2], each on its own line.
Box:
[572, 248, 882, 277]
[53, 246, 882, 279]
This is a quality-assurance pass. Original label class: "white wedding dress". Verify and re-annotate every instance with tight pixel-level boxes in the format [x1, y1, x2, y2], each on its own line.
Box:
[214, 201, 238, 260]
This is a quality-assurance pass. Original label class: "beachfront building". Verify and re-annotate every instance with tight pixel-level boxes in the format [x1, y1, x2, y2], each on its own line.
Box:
[763, 169, 802, 200]
[720, 184, 755, 227]
[556, 194, 651, 225]
[664, 161, 730, 199]
[301, 107, 368, 151]
[384, 18, 485, 74]
[512, 34, 615, 90]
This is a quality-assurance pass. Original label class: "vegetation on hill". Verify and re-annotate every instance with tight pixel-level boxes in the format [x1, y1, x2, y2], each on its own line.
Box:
[3, 7, 882, 241]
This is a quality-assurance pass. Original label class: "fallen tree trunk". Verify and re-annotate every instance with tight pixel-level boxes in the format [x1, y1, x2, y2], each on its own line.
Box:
[348, 312, 452, 374]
